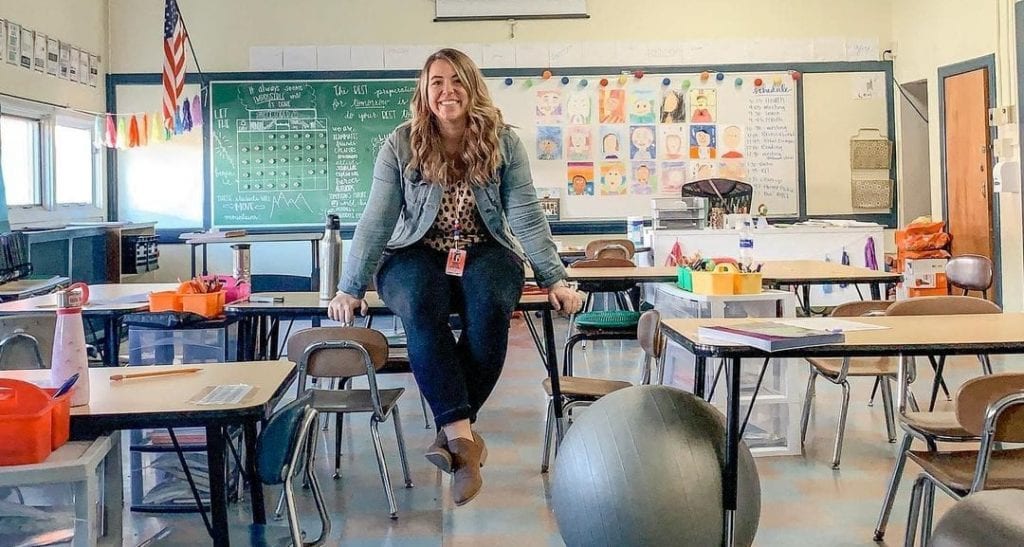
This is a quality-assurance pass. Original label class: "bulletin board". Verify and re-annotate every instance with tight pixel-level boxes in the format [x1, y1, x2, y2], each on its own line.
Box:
[489, 71, 799, 218]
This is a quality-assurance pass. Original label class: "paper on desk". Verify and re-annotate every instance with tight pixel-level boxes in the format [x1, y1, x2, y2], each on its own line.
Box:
[192, 384, 255, 405]
[773, 318, 890, 332]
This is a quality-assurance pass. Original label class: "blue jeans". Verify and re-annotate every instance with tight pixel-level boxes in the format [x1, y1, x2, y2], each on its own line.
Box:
[376, 241, 525, 429]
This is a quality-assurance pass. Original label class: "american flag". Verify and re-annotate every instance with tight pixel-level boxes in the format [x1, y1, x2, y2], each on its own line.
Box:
[162, 0, 186, 130]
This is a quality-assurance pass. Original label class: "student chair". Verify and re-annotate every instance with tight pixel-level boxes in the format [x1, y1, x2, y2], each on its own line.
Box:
[799, 300, 896, 468]
[944, 254, 994, 299]
[565, 257, 640, 350]
[902, 373, 1024, 546]
[584, 239, 636, 260]
[286, 326, 412, 519]
[0, 314, 56, 370]
[872, 296, 1002, 540]
[541, 309, 664, 472]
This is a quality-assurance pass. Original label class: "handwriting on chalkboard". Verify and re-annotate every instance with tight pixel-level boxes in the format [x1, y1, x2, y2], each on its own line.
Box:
[211, 80, 416, 226]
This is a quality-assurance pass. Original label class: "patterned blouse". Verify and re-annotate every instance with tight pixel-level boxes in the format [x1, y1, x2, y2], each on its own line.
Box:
[421, 177, 490, 252]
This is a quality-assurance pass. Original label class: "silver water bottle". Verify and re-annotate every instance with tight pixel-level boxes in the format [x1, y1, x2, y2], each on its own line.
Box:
[318, 214, 343, 300]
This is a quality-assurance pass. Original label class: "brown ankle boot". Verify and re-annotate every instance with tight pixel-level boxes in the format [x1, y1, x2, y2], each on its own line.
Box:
[424, 430, 452, 473]
[449, 437, 484, 506]
[472, 431, 488, 468]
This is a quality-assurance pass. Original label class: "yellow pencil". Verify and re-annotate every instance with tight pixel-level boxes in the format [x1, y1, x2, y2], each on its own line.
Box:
[110, 367, 201, 382]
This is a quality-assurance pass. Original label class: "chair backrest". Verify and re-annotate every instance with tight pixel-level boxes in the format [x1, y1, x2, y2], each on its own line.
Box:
[257, 394, 316, 485]
[637, 309, 662, 361]
[585, 239, 636, 260]
[250, 274, 314, 292]
[285, 326, 389, 378]
[885, 295, 1002, 316]
[945, 255, 994, 293]
[829, 300, 894, 318]
[0, 315, 56, 370]
[568, 257, 637, 269]
[956, 373, 1024, 442]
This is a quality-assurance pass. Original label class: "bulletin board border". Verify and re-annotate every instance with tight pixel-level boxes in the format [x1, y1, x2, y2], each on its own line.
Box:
[106, 60, 894, 241]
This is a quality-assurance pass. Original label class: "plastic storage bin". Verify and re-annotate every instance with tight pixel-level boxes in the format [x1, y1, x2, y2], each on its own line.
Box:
[734, 272, 763, 294]
[676, 266, 693, 291]
[0, 379, 71, 465]
[691, 264, 738, 295]
[127, 323, 236, 366]
[180, 291, 225, 318]
[148, 291, 183, 312]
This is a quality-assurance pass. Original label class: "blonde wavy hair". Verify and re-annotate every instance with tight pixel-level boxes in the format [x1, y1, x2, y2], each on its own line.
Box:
[408, 48, 504, 187]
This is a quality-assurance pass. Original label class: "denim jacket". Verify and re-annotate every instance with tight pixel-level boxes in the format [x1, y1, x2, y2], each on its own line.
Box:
[339, 123, 566, 298]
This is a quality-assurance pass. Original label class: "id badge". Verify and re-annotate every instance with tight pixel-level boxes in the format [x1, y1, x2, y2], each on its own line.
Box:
[446, 248, 467, 277]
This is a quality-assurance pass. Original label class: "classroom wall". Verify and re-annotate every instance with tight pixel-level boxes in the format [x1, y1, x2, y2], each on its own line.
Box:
[108, 0, 894, 72]
[0, 0, 108, 111]
[891, 0, 1023, 310]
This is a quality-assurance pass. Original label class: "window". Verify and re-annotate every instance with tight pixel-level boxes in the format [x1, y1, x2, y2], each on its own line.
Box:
[55, 123, 96, 204]
[0, 115, 42, 206]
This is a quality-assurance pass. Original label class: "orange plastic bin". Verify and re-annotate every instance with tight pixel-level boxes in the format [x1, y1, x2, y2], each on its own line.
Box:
[0, 379, 70, 465]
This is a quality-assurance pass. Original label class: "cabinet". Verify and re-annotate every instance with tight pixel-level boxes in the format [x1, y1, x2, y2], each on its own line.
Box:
[645, 283, 803, 456]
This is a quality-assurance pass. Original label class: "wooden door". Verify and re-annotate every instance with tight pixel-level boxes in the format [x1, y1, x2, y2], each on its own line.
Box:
[943, 69, 993, 260]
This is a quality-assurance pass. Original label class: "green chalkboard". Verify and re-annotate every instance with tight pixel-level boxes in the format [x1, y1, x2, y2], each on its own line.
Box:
[210, 79, 416, 226]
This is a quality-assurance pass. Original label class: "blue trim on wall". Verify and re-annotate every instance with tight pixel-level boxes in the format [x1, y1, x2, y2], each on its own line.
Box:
[937, 54, 1001, 305]
[109, 59, 897, 236]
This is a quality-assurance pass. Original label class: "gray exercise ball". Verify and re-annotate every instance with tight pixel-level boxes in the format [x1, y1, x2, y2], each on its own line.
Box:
[551, 385, 760, 547]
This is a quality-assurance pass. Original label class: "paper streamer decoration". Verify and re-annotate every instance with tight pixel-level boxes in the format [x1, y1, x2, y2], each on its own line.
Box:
[128, 115, 140, 148]
[173, 107, 183, 135]
[140, 114, 149, 147]
[190, 94, 203, 127]
[182, 98, 193, 132]
[105, 115, 116, 148]
[150, 112, 164, 143]
[116, 116, 127, 149]
[93, 116, 104, 148]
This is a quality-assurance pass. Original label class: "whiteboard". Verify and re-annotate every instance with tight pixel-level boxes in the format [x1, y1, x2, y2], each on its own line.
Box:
[435, 0, 588, 19]
[485, 70, 799, 218]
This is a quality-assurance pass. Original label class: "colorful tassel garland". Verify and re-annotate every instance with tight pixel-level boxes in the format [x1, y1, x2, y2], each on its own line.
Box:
[116, 116, 127, 149]
[140, 114, 149, 147]
[191, 94, 202, 127]
[128, 115, 140, 148]
[93, 116, 104, 148]
[105, 115, 116, 148]
[173, 107, 183, 135]
[151, 112, 164, 143]
[181, 98, 192, 132]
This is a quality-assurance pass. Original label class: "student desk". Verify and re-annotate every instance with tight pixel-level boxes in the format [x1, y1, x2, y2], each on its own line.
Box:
[659, 313, 1024, 547]
[181, 232, 323, 290]
[0, 275, 69, 301]
[0, 283, 177, 366]
[0, 360, 297, 547]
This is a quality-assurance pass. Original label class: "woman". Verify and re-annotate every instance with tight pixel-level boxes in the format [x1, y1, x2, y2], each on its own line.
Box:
[328, 48, 582, 506]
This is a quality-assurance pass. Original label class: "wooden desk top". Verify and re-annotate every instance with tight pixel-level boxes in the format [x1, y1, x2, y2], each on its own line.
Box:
[0, 283, 178, 315]
[0, 361, 295, 419]
[661, 313, 1024, 359]
[0, 276, 69, 297]
[560, 261, 900, 284]
[225, 291, 552, 315]
[181, 232, 322, 245]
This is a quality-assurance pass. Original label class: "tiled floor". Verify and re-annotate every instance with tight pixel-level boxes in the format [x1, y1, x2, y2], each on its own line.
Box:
[125, 314, 1003, 546]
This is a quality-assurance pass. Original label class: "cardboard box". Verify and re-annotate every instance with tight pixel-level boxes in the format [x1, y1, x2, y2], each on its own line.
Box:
[904, 258, 948, 289]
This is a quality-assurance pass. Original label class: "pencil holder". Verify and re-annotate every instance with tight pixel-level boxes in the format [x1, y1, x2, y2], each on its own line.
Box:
[676, 266, 693, 291]
[734, 272, 763, 295]
[181, 291, 226, 318]
[691, 263, 737, 295]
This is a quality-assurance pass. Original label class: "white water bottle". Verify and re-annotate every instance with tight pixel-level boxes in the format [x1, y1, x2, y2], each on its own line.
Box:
[51, 282, 90, 406]
[738, 221, 755, 272]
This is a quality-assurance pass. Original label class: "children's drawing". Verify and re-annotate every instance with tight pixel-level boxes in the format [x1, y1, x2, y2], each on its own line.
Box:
[536, 126, 563, 160]
[660, 161, 688, 195]
[536, 89, 563, 123]
[719, 160, 748, 181]
[630, 161, 657, 195]
[598, 89, 625, 123]
[599, 126, 625, 160]
[688, 89, 717, 122]
[660, 89, 686, 123]
[629, 125, 656, 160]
[566, 125, 593, 161]
[659, 124, 688, 160]
[628, 89, 657, 124]
[691, 161, 717, 181]
[689, 124, 717, 160]
[567, 162, 595, 196]
[566, 92, 592, 124]
[599, 162, 628, 195]
[720, 125, 745, 158]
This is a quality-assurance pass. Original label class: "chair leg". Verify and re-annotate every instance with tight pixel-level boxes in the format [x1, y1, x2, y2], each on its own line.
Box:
[273, 486, 286, 520]
[541, 398, 555, 473]
[369, 418, 398, 519]
[832, 381, 851, 469]
[799, 369, 817, 445]
[904, 476, 926, 547]
[874, 433, 914, 540]
[419, 392, 431, 429]
[867, 377, 880, 407]
[707, 358, 726, 401]
[920, 480, 936, 546]
[333, 413, 343, 479]
[980, 354, 993, 375]
[391, 407, 413, 488]
[880, 377, 897, 443]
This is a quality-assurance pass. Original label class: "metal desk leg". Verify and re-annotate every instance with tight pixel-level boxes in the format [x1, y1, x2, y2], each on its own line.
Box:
[801, 285, 812, 317]
[311, 240, 320, 292]
[205, 425, 229, 547]
[190, 245, 197, 278]
[202, 244, 209, 276]
[244, 421, 266, 524]
[541, 309, 565, 440]
[235, 316, 251, 361]
[103, 318, 120, 367]
[102, 432, 124, 545]
[694, 355, 707, 399]
[870, 282, 882, 300]
[269, 318, 280, 360]
[723, 356, 742, 547]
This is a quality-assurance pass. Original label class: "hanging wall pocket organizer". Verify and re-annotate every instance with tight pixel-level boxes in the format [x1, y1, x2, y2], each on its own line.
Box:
[849, 128, 893, 209]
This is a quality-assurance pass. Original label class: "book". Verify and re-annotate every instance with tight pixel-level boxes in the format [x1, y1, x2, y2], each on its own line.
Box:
[698, 321, 845, 352]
